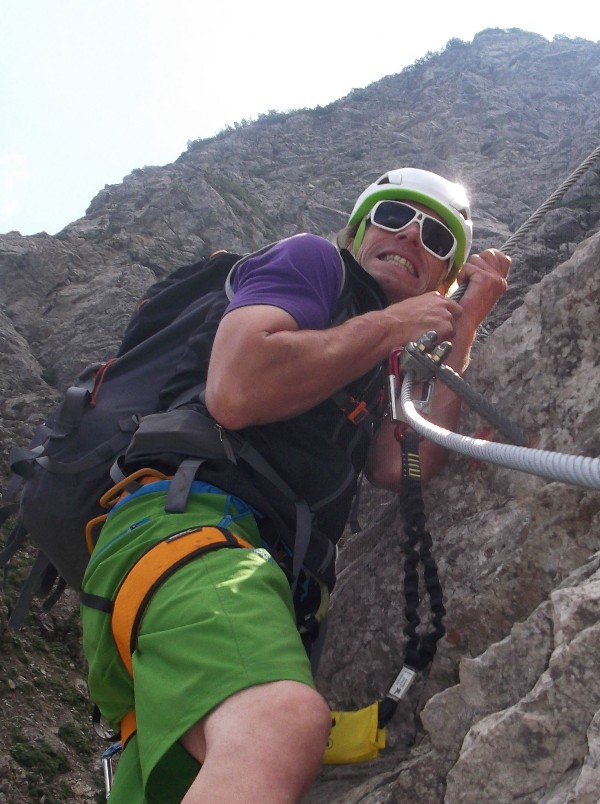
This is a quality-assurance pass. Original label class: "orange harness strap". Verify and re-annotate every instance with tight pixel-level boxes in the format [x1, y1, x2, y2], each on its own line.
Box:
[120, 710, 138, 748]
[111, 525, 254, 747]
[85, 469, 171, 555]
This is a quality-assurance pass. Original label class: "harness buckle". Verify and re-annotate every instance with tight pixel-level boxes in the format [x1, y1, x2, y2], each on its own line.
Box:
[345, 400, 369, 424]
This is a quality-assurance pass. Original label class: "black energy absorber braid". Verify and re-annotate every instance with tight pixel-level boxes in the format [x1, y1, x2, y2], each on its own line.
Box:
[400, 428, 446, 669]
[378, 328, 528, 730]
[377, 423, 446, 729]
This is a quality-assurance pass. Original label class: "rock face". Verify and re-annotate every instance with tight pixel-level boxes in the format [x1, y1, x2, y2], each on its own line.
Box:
[309, 231, 600, 802]
[1, 27, 600, 804]
[1, 29, 600, 411]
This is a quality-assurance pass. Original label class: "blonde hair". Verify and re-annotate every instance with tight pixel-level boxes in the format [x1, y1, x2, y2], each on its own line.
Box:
[335, 221, 360, 253]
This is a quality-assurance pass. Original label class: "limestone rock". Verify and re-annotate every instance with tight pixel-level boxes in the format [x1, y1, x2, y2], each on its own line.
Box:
[1, 27, 600, 804]
[312, 233, 600, 802]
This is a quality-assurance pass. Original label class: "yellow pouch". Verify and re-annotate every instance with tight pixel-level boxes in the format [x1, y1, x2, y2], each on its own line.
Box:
[323, 703, 386, 765]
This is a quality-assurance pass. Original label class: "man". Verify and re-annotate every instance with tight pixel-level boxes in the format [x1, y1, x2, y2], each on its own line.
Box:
[81, 168, 510, 802]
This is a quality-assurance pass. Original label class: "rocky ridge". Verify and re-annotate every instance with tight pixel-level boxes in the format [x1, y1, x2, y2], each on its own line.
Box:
[1, 27, 600, 803]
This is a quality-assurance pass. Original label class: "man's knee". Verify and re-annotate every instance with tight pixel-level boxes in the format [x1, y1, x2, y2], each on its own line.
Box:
[244, 683, 331, 788]
[273, 682, 331, 753]
[183, 681, 331, 763]
[181, 683, 331, 802]
[289, 684, 331, 741]
[232, 681, 330, 748]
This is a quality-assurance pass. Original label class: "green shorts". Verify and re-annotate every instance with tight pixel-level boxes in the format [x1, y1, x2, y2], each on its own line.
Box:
[81, 481, 314, 803]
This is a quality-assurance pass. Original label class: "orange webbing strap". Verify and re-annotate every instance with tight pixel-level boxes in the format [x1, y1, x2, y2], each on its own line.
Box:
[120, 709, 137, 748]
[99, 468, 171, 510]
[85, 469, 172, 556]
[112, 525, 254, 747]
[112, 526, 254, 676]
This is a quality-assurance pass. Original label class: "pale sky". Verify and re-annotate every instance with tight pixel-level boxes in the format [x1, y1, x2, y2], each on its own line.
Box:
[2, 0, 598, 236]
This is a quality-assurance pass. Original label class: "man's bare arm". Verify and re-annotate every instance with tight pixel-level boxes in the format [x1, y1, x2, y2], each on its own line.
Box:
[205, 294, 463, 429]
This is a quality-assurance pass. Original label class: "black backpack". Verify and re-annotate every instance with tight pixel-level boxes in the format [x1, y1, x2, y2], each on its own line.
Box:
[0, 250, 243, 627]
[1, 245, 384, 631]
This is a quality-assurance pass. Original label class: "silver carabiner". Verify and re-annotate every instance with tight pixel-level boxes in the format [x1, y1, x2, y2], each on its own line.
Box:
[101, 742, 122, 799]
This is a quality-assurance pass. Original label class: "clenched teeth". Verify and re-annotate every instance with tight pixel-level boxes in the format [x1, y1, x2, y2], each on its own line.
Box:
[383, 254, 417, 277]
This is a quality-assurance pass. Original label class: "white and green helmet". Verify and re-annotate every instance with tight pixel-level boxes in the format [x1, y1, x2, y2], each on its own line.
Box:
[348, 168, 473, 283]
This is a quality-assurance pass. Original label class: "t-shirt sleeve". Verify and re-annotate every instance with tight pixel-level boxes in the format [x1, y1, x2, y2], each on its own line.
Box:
[225, 234, 345, 330]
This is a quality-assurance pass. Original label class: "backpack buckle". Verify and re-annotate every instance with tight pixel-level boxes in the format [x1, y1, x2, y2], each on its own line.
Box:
[345, 400, 369, 424]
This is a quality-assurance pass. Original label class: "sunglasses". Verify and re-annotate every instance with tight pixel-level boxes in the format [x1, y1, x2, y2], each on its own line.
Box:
[369, 200, 457, 261]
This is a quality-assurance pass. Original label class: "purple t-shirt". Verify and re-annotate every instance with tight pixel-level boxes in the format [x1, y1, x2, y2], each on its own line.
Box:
[225, 234, 345, 330]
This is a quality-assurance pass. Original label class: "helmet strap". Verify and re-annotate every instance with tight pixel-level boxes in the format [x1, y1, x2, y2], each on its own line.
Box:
[438, 263, 458, 293]
[352, 216, 368, 257]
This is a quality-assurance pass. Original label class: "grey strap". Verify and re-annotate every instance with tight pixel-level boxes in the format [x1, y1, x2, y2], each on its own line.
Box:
[8, 552, 53, 630]
[164, 458, 203, 513]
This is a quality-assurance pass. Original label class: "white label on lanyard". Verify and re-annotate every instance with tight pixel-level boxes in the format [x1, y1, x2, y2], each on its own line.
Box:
[387, 665, 418, 702]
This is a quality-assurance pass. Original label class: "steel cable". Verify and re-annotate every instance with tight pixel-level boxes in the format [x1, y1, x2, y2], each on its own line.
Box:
[401, 371, 600, 490]
[450, 141, 600, 303]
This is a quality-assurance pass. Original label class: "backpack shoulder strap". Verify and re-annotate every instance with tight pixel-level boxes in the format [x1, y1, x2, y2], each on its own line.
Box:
[334, 249, 388, 322]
